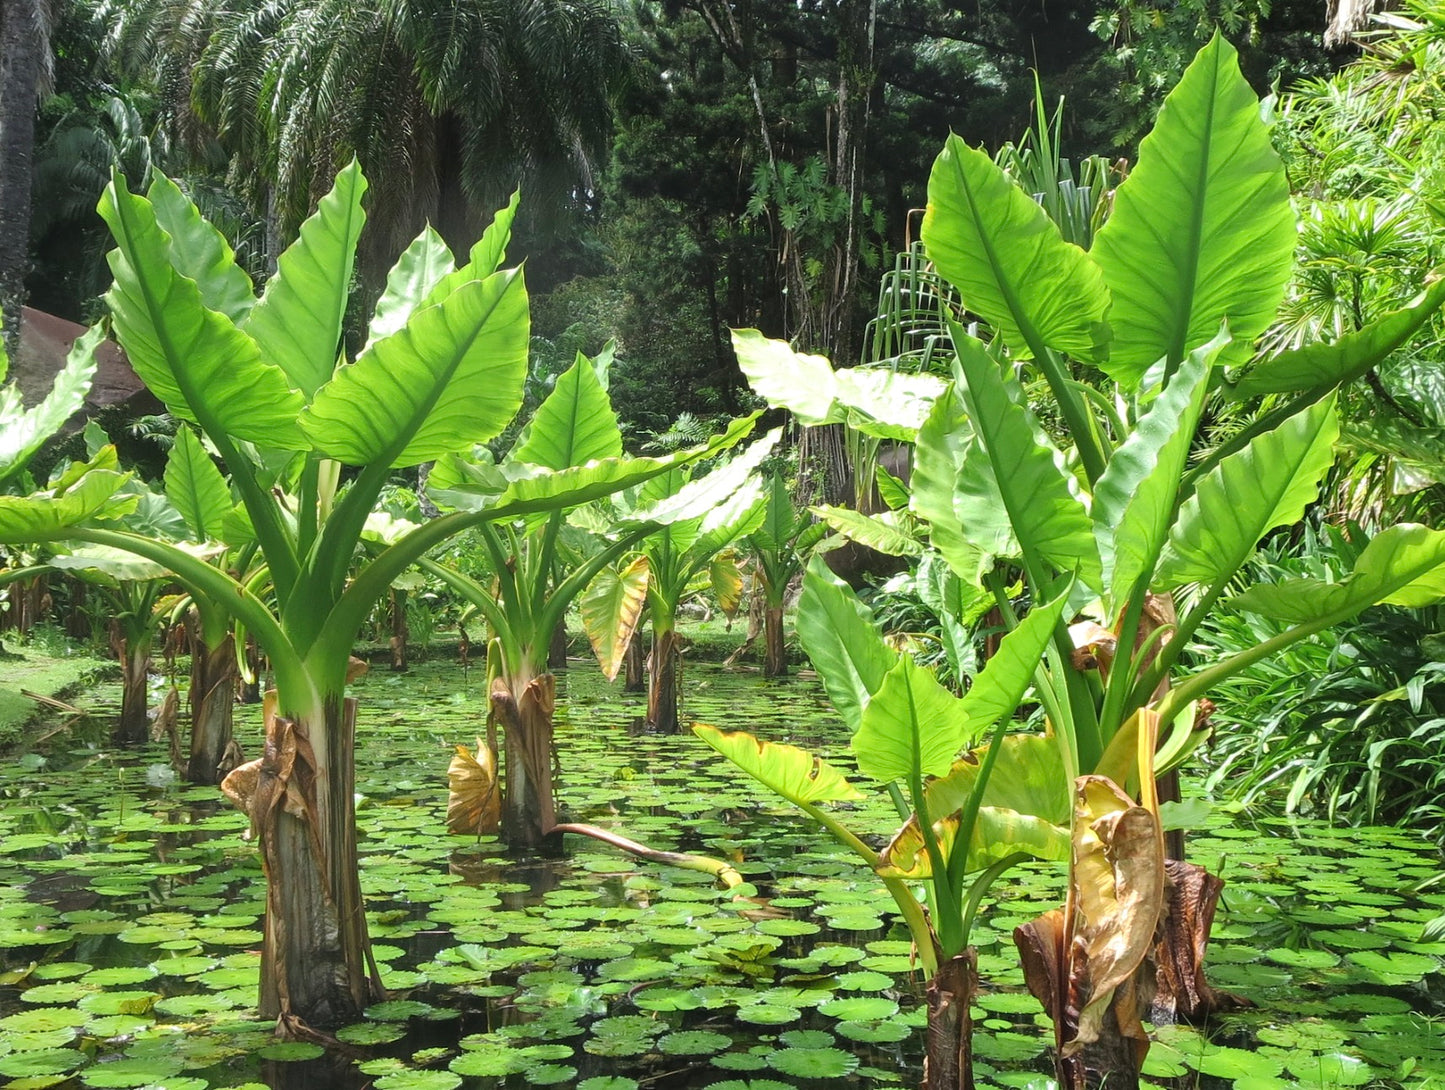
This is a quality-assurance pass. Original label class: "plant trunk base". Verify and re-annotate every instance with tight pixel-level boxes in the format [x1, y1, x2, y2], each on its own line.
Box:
[762, 605, 787, 677]
[924, 949, 977, 1090]
[647, 630, 681, 733]
[1152, 860, 1249, 1023]
[623, 632, 645, 693]
[493, 673, 559, 853]
[187, 633, 237, 785]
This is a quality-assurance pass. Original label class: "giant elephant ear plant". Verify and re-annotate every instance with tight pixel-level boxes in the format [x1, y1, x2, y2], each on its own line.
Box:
[0, 165, 636, 1033]
[727, 32, 1445, 1090]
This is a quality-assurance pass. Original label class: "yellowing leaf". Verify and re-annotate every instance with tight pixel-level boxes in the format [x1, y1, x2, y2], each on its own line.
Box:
[447, 739, 500, 836]
[694, 724, 864, 806]
[580, 556, 650, 682]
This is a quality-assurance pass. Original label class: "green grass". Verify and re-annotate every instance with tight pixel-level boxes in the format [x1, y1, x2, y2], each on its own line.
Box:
[0, 631, 112, 748]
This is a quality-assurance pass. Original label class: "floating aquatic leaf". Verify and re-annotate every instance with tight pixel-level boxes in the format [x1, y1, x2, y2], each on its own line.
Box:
[80, 1056, 187, 1086]
[659, 1031, 733, 1056]
[0, 1050, 86, 1078]
[372, 1072, 463, 1090]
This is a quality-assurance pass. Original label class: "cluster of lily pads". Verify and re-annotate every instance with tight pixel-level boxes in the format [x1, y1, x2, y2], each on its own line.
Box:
[0, 660, 1442, 1089]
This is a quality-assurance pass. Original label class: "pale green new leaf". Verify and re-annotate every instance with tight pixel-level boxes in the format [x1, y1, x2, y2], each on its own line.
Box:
[958, 581, 1070, 735]
[301, 268, 529, 467]
[0, 326, 100, 486]
[365, 227, 456, 350]
[164, 425, 231, 542]
[146, 174, 254, 325]
[811, 505, 923, 556]
[922, 133, 1110, 362]
[1231, 276, 1445, 397]
[580, 555, 650, 681]
[853, 654, 971, 782]
[797, 555, 898, 732]
[1227, 524, 1445, 620]
[952, 331, 1101, 589]
[1091, 33, 1295, 384]
[509, 351, 622, 470]
[732, 328, 840, 424]
[910, 386, 990, 584]
[694, 723, 865, 805]
[924, 735, 1071, 827]
[244, 160, 367, 398]
[99, 176, 307, 448]
[834, 368, 949, 440]
[0, 448, 135, 543]
[1093, 330, 1224, 604]
[1158, 395, 1339, 589]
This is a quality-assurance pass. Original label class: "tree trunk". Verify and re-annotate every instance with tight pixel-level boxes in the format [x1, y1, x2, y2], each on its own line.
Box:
[389, 589, 408, 671]
[0, 0, 42, 352]
[187, 632, 236, 785]
[762, 603, 787, 677]
[114, 635, 151, 746]
[647, 627, 682, 733]
[254, 695, 381, 1029]
[623, 630, 645, 693]
[924, 949, 977, 1090]
[490, 671, 558, 853]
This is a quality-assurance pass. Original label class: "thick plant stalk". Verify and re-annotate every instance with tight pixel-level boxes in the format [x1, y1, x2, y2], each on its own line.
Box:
[187, 631, 236, 785]
[240, 696, 382, 1029]
[762, 603, 787, 677]
[924, 949, 977, 1090]
[551, 822, 744, 888]
[114, 633, 150, 746]
[623, 631, 645, 693]
[491, 672, 558, 852]
[648, 628, 682, 733]
[389, 589, 407, 671]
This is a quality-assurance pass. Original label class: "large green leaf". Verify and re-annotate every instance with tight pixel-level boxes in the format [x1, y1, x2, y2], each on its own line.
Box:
[879, 735, 1071, 877]
[1092, 330, 1224, 605]
[146, 174, 254, 325]
[243, 160, 367, 398]
[853, 654, 972, 783]
[0, 326, 100, 487]
[797, 555, 898, 732]
[164, 426, 231, 542]
[958, 582, 1070, 735]
[1230, 275, 1445, 398]
[0, 448, 135, 543]
[952, 330, 1101, 588]
[300, 268, 529, 467]
[693, 724, 865, 805]
[910, 387, 990, 584]
[1227, 524, 1445, 621]
[1090, 33, 1295, 385]
[731, 328, 946, 439]
[509, 351, 622, 470]
[732, 328, 841, 424]
[1158, 395, 1339, 589]
[922, 134, 1110, 362]
[99, 175, 307, 448]
[365, 227, 456, 350]
[811, 506, 923, 557]
[687, 477, 767, 567]
[580, 555, 650, 682]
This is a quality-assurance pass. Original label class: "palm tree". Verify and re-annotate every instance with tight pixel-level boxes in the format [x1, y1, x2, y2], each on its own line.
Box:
[101, 0, 630, 276]
[0, 0, 60, 351]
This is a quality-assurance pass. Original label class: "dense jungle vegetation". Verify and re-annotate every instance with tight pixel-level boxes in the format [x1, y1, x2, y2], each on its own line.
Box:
[2, 3, 1445, 1090]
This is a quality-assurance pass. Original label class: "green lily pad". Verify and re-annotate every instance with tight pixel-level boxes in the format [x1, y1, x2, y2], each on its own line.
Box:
[0, 1050, 86, 1078]
[818, 996, 898, 1020]
[372, 1072, 463, 1090]
[767, 1046, 859, 1078]
[659, 1031, 733, 1056]
[80, 1057, 187, 1087]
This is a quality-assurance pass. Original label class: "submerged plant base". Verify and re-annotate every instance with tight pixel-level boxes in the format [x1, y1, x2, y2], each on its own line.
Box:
[923, 948, 976, 1090]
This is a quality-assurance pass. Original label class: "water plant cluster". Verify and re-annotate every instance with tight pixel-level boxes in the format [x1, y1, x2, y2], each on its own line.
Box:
[1, 663, 1442, 1090]
[3, 25, 1445, 1090]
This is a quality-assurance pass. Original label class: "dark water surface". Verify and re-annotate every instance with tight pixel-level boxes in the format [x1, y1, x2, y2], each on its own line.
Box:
[0, 657, 1442, 1090]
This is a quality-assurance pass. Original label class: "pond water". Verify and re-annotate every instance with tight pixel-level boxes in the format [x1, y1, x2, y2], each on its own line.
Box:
[0, 655, 1442, 1090]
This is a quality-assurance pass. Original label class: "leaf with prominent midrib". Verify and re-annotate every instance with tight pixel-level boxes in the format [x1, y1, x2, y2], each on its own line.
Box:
[1091, 32, 1295, 384]
[164, 426, 231, 543]
[693, 724, 864, 805]
[796, 555, 898, 732]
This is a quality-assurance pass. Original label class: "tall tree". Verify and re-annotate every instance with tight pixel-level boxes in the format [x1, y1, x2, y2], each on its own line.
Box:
[0, 0, 54, 351]
[102, 0, 631, 279]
